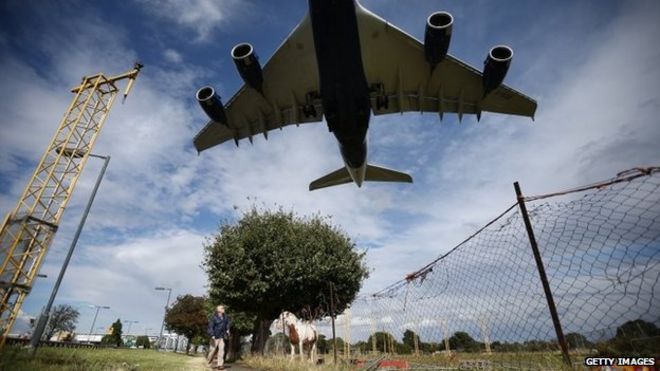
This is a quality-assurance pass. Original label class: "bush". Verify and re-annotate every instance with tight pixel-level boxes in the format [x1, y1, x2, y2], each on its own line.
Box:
[135, 335, 151, 349]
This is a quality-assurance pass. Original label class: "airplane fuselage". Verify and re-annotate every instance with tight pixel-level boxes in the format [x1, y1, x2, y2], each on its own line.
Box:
[309, 0, 370, 186]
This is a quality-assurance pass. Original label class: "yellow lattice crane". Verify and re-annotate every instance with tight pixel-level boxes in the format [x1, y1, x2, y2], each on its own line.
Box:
[0, 64, 142, 347]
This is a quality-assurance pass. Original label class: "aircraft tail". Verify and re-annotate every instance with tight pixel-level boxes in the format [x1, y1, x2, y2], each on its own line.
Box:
[309, 167, 353, 191]
[309, 164, 413, 191]
[364, 164, 413, 184]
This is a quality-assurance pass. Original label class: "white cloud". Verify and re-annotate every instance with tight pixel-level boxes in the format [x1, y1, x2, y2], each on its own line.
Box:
[163, 48, 183, 64]
[135, 0, 243, 42]
[48, 229, 207, 334]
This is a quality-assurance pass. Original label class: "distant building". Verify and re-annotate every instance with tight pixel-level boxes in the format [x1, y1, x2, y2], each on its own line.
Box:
[73, 333, 105, 343]
[158, 332, 190, 352]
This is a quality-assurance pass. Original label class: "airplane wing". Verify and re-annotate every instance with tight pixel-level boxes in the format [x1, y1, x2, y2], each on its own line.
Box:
[194, 15, 323, 152]
[355, 5, 537, 120]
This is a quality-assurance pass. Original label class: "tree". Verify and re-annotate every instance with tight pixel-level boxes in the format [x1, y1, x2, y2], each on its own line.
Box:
[448, 331, 480, 352]
[203, 207, 369, 354]
[43, 304, 80, 340]
[136, 335, 151, 349]
[611, 319, 660, 355]
[330, 337, 346, 354]
[367, 331, 396, 353]
[101, 319, 123, 347]
[402, 329, 420, 352]
[225, 309, 256, 361]
[164, 295, 208, 354]
[565, 332, 590, 349]
[316, 334, 328, 354]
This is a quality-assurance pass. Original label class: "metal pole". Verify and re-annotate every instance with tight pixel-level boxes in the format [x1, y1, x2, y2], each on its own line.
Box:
[30, 155, 110, 354]
[88, 306, 101, 340]
[514, 182, 571, 367]
[156, 287, 172, 349]
[330, 283, 337, 365]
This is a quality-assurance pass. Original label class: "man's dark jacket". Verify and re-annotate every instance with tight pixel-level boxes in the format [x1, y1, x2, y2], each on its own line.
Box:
[208, 313, 230, 339]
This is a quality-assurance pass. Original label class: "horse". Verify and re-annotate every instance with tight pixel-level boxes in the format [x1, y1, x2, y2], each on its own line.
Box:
[278, 311, 318, 362]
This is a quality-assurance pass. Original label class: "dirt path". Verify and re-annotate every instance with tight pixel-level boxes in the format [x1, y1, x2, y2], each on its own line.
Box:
[185, 356, 255, 371]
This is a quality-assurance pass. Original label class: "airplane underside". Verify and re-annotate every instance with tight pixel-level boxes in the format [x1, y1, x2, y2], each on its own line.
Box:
[192, 0, 537, 191]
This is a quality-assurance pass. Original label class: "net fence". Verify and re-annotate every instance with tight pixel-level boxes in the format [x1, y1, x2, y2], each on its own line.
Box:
[304, 167, 660, 369]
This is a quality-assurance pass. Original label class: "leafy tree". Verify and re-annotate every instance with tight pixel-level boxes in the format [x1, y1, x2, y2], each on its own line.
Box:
[396, 342, 413, 354]
[101, 319, 123, 347]
[402, 329, 420, 352]
[565, 332, 590, 349]
[190, 335, 206, 354]
[136, 335, 151, 349]
[448, 331, 480, 352]
[354, 340, 370, 353]
[203, 207, 369, 354]
[330, 337, 345, 353]
[316, 334, 328, 354]
[367, 332, 396, 353]
[611, 319, 660, 355]
[522, 339, 552, 352]
[43, 304, 80, 340]
[225, 309, 256, 361]
[164, 295, 208, 354]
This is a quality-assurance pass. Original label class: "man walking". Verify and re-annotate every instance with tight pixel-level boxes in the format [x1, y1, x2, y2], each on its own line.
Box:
[207, 305, 230, 370]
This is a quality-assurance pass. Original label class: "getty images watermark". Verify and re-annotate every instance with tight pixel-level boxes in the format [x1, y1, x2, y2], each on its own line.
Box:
[584, 357, 657, 369]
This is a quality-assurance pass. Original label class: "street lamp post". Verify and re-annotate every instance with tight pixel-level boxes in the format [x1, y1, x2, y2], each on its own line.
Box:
[154, 287, 172, 350]
[29, 154, 111, 354]
[88, 305, 110, 342]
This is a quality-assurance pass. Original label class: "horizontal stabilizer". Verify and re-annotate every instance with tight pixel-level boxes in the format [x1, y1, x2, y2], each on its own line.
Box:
[309, 164, 413, 191]
[365, 164, 413, 184]
[309, 167, 353, 191]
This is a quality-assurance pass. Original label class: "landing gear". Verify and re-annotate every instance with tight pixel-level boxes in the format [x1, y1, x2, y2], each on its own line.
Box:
[303, 92, 319, 118]
[371, 83, 389, 111]
[376, 95, 389, 110]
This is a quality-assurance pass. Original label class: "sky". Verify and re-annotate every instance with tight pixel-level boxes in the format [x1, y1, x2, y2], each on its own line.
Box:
[1, 0, 659, 337]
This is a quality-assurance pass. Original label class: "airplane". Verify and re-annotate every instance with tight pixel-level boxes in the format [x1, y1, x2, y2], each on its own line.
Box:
[193, 0, 537, 191]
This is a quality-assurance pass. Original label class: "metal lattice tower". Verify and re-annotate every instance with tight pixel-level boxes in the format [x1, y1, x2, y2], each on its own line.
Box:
[0, 64, 142, 347]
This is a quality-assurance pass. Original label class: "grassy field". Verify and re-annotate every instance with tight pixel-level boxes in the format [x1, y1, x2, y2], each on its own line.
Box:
[0, 347, 582, 370]
[243, 356, 355, 371]
[243, 351, 576, 370]
[0, 347, 209, 371]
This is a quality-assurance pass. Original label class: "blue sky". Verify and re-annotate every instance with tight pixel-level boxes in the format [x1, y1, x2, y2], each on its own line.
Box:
[1, 0, 659, 337]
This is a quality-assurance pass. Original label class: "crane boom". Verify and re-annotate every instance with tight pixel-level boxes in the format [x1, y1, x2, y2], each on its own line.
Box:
[0, 64, 142, 347]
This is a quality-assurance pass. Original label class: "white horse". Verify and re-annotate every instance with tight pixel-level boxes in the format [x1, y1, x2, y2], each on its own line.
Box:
[279, 311, 317, 362]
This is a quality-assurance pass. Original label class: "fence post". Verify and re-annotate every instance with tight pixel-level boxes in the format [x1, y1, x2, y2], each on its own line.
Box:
[514, 182, 572, 367]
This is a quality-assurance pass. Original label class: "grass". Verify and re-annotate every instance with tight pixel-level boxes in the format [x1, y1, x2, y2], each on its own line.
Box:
[243, 355, 353, 371]
[243, 351, 578, 370]
[0, 346, 208, 371]
[0, 347, 583, 370]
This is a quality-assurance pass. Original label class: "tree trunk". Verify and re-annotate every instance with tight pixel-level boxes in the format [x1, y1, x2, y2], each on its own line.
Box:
[226, 333, 242, 361]
[250, 317, 274, 355]
[186, 340, 191, 354]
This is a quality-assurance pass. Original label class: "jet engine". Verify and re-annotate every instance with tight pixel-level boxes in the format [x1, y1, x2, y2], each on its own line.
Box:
[482, 45, 513, 96]
[424, 11, 453, 68]
[196, 86, 228, 126]
[231, 42, 263, 92]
